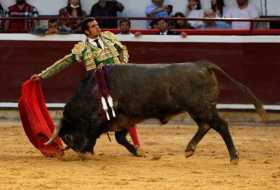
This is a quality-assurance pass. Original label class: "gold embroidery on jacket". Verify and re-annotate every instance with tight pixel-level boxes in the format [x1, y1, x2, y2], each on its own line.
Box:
[39, 31, 129, 79]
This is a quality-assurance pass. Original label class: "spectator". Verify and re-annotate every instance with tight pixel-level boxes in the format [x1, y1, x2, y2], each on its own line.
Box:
[118, 18, 141, 37]
[90, 0, 124, 29]
[58, 0, 87, 33]
[203, 10, 230, 29]
[0, 3, 5, 31]
[155, 19, 187, 37]
[172, 12, 192, 29]
[186, 0, 204, 29]
[32, 19, 72, 35]
[224, 0, 259, 29]
[5, 0, 39, 33]
[211, 0, 227, 17]
[145, 0, 173, 28]
[203, 0, 230, 29]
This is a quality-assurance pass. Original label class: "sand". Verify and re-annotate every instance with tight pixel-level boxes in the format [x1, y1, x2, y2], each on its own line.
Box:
[0, 123, 280, 190]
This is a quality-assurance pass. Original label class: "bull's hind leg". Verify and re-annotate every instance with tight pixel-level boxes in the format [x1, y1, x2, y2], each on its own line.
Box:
[209, 111, 239, 164]
[185, 113, 211, 158]
[115, 129, 143, 157]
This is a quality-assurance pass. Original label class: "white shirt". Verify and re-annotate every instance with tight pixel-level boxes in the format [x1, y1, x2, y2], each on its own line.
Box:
[187, 9, 205, 29]
[118, 32, 133, 36]
[224, 4, 259, 29]
[88, 37, 105, 49]
[160, 31, 168, 35]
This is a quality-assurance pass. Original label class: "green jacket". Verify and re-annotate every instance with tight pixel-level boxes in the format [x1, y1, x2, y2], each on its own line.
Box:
[39, 31, 129, 79]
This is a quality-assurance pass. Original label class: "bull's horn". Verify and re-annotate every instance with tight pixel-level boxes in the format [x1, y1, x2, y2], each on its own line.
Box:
[63, 146, 70, 151]
[44, 122, 62, 146]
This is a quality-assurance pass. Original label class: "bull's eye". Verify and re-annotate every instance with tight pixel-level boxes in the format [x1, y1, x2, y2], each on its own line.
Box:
[65, 134, 73, 142]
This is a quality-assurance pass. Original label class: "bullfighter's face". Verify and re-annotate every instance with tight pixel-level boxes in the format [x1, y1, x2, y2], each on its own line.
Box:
[85, 20, 101, 39]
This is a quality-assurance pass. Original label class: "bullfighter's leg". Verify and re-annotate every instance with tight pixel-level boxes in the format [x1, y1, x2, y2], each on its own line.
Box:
[115, 128, 144, 157]
[185, 114, 211, 158]
[128, 126, 140, 148]
[209, 111, 239, 164]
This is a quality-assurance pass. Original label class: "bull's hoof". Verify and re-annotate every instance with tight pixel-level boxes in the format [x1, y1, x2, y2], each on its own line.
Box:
[230, 152, 239, 165]
[230, 159, 239, 165]
[185, 150, 194, 158]
[135, 148, 146, 157]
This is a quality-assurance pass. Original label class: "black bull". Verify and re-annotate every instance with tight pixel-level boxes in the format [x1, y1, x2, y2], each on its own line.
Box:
[46, 61, 266, 163]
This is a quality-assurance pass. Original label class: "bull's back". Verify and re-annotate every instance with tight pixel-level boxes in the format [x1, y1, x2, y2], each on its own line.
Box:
[109, 63, 219, 113]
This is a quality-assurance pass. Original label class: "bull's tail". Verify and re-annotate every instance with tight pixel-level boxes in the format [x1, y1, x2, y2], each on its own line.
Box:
[202, 61, 267, 122]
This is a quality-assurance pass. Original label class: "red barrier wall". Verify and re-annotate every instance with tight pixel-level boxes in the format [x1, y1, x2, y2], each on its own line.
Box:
[0, 36, 279, 104]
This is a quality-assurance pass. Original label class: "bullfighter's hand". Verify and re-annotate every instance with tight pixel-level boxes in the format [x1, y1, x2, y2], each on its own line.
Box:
[30, 74, 41, 81]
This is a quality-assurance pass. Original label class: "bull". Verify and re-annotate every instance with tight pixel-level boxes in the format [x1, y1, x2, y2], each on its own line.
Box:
[45, 61, 267, 164]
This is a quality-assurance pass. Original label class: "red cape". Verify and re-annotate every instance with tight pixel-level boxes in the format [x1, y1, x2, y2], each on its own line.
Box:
[18, 80, 64, 157]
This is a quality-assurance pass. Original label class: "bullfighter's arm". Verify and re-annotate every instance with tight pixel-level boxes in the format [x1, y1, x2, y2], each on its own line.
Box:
[103, 31, 129, 64]
[38, 54, 76, 79]
[39, 42, 86, 79]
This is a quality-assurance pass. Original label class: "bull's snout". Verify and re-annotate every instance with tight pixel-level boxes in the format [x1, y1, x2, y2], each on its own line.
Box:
[80, 138, 95, 154]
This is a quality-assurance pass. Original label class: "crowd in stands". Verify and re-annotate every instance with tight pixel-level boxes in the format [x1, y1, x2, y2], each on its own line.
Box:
[0, 0, 261, 35]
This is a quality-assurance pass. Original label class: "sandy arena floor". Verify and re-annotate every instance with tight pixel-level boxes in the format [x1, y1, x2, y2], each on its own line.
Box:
[0, 123, 280, 190]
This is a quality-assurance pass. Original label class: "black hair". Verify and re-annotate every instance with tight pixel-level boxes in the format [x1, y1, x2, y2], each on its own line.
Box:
[119, 18, 131, 27]
[174, 12, 185, 17]
[155, 18, 168, 25]
[167, 5, 173, 15]
[211, 0, 225, 16]
[81, 17, 96, 34]
[66, 0, 83, 17]
[189, 0, 202, 10]
[196, 0, 202, 10]
[172, 12, 192, 29]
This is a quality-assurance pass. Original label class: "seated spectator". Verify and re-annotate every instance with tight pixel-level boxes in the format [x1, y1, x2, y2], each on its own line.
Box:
[5, 0, 39, 33]
[224, 0, 259, 29]
[211, 0, 227, 17]
[0, 3, 5, 31]
[32, 19, 72, 36]
[58, 0, 86, 33]
[90, 0, 124, 29]
[145, 0, 173, 28]
[172, 12, 192, 29]
[155, 19, 187, 38]
[203, 10, 230, 29]
[186, 0, 204, 29]
[203, 0, 230, 29]
[118, 18, 141, 37]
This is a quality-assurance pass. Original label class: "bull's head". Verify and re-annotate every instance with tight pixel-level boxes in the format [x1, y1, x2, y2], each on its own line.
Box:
[45, 111, 107, 155]
[60, 118, 95, 153]
[44, 72, 109, 155]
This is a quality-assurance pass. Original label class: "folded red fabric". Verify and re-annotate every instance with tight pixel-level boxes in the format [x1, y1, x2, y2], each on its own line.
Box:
[18, 80, 64, 157]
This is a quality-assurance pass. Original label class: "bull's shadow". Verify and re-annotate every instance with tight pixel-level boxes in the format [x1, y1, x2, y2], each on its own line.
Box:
[46, 61, 267, 164]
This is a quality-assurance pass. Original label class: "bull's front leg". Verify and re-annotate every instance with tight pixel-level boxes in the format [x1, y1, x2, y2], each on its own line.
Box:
[115, 129, 143, 156]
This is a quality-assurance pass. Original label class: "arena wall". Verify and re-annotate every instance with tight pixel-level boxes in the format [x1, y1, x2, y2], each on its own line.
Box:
[0, 33, 279, 106]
